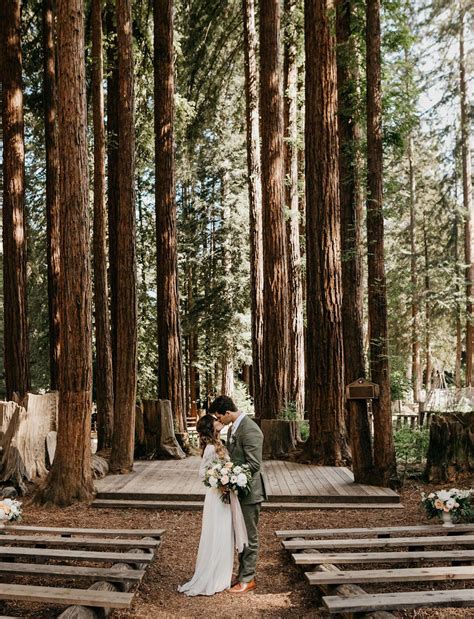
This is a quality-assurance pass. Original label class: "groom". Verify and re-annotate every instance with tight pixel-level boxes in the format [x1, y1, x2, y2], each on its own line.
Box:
[209, 395, 265, 594]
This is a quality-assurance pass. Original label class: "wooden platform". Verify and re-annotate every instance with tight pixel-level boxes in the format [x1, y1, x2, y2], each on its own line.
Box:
[95, 458, 399, 505]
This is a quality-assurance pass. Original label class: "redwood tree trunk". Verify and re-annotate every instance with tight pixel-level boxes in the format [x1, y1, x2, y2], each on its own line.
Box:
[92, 0, 114, 451]
[109, 0, 137, 473]
[40, 0, 94, 505]
[284, 0, 305, 417]
[106, 4, 119, 382]
[336, 0, 373, 481]
[42, 0, 61, 391]
[305, 0, 348, 464]
[242, 0, 264, 418]
[1, 0, 30, 400]
[154, 0, 186, 434]
[459, 5, 473, 387]
[366, 0, 397, 486]
[259, 0, 290, 419]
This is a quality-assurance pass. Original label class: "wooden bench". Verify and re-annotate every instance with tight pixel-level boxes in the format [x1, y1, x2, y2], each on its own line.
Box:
[0, 534, 160, 549]
[0, 561, 145, 582]
[283, 534, 474, 551]
[0, 525, 165, 538]
[276, 523, 474, 539]
[0, 583, 133, 608]
[0, 546, 154, 564]
[322, 589, 474, 614]
[293, 550, 474, 565]
[306, 565, 474, 585]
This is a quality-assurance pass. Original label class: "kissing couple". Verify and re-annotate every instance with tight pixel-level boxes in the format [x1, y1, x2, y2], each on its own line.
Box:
[178, 395, 265, 596]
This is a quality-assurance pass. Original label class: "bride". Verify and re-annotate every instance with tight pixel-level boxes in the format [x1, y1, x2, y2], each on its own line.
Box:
[178, 414, 247, 596]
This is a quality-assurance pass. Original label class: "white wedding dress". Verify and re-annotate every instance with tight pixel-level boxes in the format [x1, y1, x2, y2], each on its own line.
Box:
[178, 444, 234, 596]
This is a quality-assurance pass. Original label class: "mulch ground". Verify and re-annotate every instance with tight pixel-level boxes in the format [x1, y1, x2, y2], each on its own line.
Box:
[1, 481, 473, 618]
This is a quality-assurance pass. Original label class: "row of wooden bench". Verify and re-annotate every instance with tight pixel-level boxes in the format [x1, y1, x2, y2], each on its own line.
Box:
[0, 524, 165, 615]
[277, 522, 474, 615]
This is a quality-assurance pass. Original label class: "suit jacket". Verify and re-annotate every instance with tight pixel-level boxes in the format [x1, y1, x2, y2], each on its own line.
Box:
[228, 414, 266, 504]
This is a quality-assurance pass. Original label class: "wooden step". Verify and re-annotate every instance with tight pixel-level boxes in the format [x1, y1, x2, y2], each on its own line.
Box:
[283, 534, 474, 551]
[0, 534, 160, 549]
[306, 565, 474, 585]
[0, 583, 133, 608]
[0, 561, 145, 582]
[293, 550, 474, 565]
[322, 588, 474, 613]
[276, 523, 474, 539]
[1, 525, 165, 538]
[0, 546, 154, 564]
[93, 498, 403, 511]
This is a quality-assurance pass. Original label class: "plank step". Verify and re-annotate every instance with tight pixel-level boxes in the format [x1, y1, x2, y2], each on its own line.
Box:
[276, 523, 474, 539]
[93, 499, 403, 511]
[1, 525, 165, 538]
[0, 583, 133, 608]
[0, 534, 160, 549]
[96, 492, 400, 504]
[322, 589, 474, 613]
[306, 565, 474, 585]
[293, 550, 474, 565]
[284, 534, 474, 551]
[0, 546, 154, 564]
[0, 562, 144, 582]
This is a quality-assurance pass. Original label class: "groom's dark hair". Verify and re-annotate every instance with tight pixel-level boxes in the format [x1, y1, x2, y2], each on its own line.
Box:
[209, 395, 238, 415]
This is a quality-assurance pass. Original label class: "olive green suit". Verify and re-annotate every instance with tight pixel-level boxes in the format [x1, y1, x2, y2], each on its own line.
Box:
[228, 414, 265, 583]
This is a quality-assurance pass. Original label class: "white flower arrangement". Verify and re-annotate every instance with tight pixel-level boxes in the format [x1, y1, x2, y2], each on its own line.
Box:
[421, 488, 472, 522]
[0, 498, 22, 522]
[203, 459, 252, 503]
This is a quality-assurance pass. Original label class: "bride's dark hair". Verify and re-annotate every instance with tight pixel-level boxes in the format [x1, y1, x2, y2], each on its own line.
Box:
[196, 414, 226, 459]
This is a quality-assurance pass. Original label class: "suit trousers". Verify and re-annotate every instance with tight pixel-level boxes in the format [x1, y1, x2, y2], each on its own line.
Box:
[238, 501, 261, 582]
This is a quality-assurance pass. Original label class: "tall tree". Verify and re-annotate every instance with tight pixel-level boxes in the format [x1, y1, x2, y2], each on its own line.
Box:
[259, 0, 290, 419]
[42, 0, 61, 392]
[305, 0, 348, 464]
[92, 0, 114, 450]
[366, 0, 396, 486]
[459, 2, 473, 386]
[283, 0, 305, 416]
[154, 0, 186, 434]
[106, 4, 119, 382]
[109, 0, 137, 473]
[336, 0, 373, 481]
[40, 0, 94, 504]
[242, 0, 264, 418]
[1, 0, 30, 400]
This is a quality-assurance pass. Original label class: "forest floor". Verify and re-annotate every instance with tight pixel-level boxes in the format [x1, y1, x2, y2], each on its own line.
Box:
[1, 481, 473, 618]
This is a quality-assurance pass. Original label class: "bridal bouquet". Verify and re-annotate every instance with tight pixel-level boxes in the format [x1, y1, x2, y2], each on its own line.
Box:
[421, 488, 472, 522]
[203, 460, 253, 503]
[0, 498, 22, 522]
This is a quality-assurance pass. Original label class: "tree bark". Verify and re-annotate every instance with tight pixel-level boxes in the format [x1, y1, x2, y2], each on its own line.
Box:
[92, 0, 114, 451]
[366, 0, 397, 486]
[336, 0, 374, 481]
[259, 0, 290, 419]
[459, 4, 473, 387]
[283, 0, 305, 417]
[305, 0, 348, 464]
[154, 0, 186, 434]
[42, 0, 61, 392]
[109, 0, 137, 473]
[425, 412, 474, 483]
[105, 3, 119, 382]
[1, 0, 30, 400]
[422, 211, 432, 392]
[242, 0, 264, 419]
[454, 212, 462, 388]
[39, 0, 94, 505]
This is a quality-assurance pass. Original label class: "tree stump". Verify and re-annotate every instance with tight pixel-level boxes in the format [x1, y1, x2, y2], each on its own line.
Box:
[425, 412, 474, 482]
[135, 400, 185, 459]
[261, 419, 299, 460]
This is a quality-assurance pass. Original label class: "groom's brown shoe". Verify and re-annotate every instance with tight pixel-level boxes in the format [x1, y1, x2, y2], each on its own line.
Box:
[229, 580, 256, 594]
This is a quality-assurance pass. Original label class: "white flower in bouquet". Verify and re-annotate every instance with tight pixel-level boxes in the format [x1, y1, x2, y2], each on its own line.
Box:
[209, 476, 218, 487]
[437, 490, 452, 502]
[225, 462, 233, 470]
[221, 475, 229, 485]
[446, 498, 456, 510]
[230, 475, 238, 484]
[237, 473, 248, 488]
[233, 466, 242, 474]
[428, 493, 435, 499]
